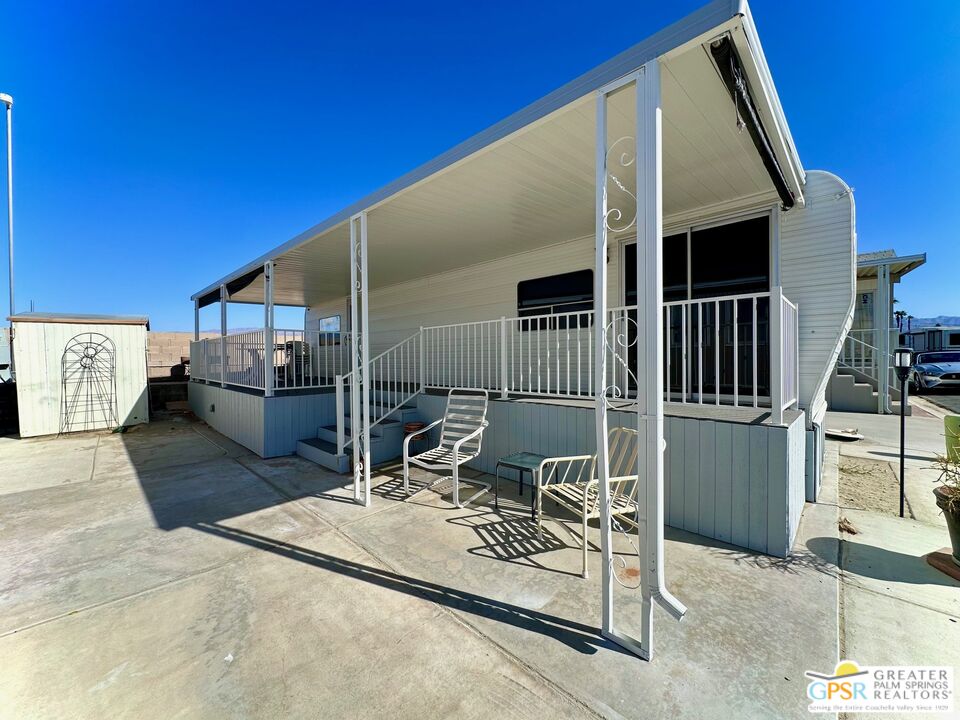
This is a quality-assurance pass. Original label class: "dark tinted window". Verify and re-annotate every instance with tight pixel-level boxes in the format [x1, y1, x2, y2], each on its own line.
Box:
[624, 232, 687, 305]
[517, 269, 593, 317]
[663, 233, 688, 301]
[690, 216, 769, 298]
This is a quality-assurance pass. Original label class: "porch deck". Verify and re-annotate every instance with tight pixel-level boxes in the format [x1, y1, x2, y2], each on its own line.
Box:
[0, 418, 837, 718]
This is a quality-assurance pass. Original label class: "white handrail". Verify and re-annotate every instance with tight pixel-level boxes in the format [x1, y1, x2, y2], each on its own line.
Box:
[338, 331, 422, 453]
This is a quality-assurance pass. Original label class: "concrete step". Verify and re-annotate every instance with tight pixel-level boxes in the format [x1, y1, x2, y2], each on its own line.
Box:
[316, 417, 401, 443]
[296, 438, 351, 473]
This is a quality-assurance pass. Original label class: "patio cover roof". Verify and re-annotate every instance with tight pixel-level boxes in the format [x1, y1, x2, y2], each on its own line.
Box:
[856, 250, 927, 281]
[193, 0, 806, 309]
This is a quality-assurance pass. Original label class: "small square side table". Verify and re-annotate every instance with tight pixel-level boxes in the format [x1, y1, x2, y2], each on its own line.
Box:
[495, 452, 547, 519]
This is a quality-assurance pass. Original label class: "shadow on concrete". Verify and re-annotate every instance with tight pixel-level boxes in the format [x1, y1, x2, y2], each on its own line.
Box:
[667, 527, 840, 577]
[447, 511, 584, 578]
[807, 536, 960, 587]
[867, 450, 939, 463]
[193, 521, 631, 656]
[122, 422, 629, 655]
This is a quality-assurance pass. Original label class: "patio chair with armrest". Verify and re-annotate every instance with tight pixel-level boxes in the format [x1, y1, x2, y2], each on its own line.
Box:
[403, 388, 491, 508]
[536, 426, 640, 578]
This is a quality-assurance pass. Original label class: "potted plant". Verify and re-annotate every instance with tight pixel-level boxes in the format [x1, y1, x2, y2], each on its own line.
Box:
[933, 454, 960, 565]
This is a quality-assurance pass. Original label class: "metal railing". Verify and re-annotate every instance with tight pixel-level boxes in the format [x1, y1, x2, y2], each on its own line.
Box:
[336, 333, 422, 454]
[189, 330, 349, 391]
[190, 288, 799, 426]
[419, 289, 797, 414]
[838, 334, 880, 382]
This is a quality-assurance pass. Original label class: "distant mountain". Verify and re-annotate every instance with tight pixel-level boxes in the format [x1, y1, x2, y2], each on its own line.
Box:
[905, 316, 960, 330]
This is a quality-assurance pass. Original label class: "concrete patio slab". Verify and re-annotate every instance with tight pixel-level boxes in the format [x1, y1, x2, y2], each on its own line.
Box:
[0, 419, 840, 719]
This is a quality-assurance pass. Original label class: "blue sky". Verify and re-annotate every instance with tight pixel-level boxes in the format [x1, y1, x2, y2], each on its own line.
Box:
[1, 0, 958, 330]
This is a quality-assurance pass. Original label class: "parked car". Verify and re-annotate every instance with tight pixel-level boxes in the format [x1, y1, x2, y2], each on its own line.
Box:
[910, 351, 960, 393]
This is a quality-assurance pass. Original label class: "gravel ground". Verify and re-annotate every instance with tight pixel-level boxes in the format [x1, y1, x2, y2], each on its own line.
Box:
[838, 455, 903, 518]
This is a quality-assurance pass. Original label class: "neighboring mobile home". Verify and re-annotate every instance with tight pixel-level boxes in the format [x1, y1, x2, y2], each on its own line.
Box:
[187, 0, 856, 658]
[902, 325, 960, 353]
[827, 249, 926, 414]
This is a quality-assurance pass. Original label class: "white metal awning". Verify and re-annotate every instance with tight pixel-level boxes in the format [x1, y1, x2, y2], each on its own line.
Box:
[193, 0, 805, 309]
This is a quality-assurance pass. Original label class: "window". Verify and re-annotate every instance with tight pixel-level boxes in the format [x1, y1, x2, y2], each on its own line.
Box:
[310, 314, 341, 338]
[624, 233, 686, 305]
[624, 214, 771, 303]
[517, 269, 593, 329]
[949, 332, 960, 346]
[690, 216, 769, 298]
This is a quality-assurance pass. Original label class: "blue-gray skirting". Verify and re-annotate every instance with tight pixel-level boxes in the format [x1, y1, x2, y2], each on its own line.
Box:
[189, 381, 807, 557]
[415, 394, 806, 557]
[189, 382, 336, 457]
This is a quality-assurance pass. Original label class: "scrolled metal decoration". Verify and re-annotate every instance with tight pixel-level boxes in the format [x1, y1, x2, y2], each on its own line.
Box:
[599, 311, 643, 588]
[604, 136, 637, 233]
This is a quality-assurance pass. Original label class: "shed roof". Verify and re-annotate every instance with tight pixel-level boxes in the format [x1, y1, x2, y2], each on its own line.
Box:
[9, 312, 151, 328]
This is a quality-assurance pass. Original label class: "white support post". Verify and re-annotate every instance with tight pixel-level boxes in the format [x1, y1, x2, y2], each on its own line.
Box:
[194, 298, 200, 342]
[219, 284, 227, 388]
[349, 217, 362, 503]
[593, 87, 615, 639]
[595, 60, 688, 663]
[876, 264, 891, 413]
[769, 286, 784, 425]
[349, 212, 372, 507]
[500, 317, 508, 399]
[264, 260, 275, 398]
[360, 213, 371, 507]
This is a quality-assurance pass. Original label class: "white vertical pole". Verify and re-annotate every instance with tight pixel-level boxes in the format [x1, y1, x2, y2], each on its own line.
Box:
[349, 217, 362, 502]
[770, 286, 783, 425]
[500, 316, 508, 399]
[220, 284, 227, 388]
[877, 264, 891, 413]
[593, 88, 614, 637]
[264, 260, 275, 398]
[419, 325, 425, 393]
[359, 212, 372, 507]
[3, 96, 14, 379]
[635, 59, 686, 659]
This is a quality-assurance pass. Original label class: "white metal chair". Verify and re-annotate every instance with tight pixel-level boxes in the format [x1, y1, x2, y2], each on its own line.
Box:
[536, 427, 639, 578]
[403, 389, 491, 508]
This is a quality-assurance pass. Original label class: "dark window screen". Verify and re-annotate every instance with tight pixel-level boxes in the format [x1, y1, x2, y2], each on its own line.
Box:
[690, 216, 769, 299]
[517, 269, 593, 317]
[624, 232, 686, 305]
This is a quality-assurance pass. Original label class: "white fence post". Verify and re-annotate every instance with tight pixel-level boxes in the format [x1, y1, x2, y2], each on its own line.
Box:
[500, 316, 508, 399]
[770, 285, 784, 425]
[419, 326, 425, 393]
[335, 375, 345, 455]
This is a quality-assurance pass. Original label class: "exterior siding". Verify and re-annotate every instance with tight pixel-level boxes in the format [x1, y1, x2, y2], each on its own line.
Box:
[779, 170, 856, 422]
[416, 393, 805, 556]
[189, 383, 266, 456]
[188, 383, 336, 458]
[263, 391, 336, 457]
[307, 235, 607, 356]
[13, 321, 149, 438]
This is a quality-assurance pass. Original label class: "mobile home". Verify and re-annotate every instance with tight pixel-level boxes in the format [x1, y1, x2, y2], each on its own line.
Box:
[828, 249, 926, 414]
[187, 0, 857, 659]
[902, 325, 960, 353]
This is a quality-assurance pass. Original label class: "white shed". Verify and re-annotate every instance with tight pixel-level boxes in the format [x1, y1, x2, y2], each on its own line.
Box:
[10, 313, 150, 438]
